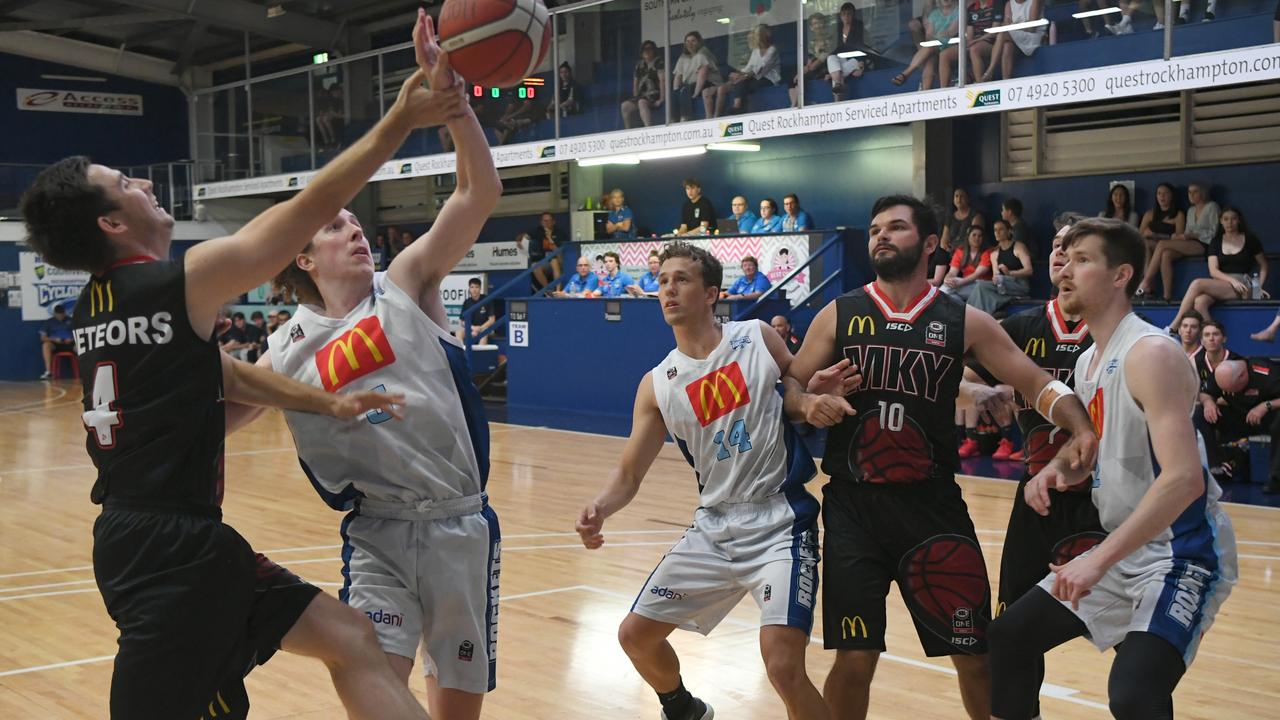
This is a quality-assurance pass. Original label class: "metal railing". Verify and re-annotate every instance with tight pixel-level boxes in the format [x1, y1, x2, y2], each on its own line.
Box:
[734, 231, 844, 322]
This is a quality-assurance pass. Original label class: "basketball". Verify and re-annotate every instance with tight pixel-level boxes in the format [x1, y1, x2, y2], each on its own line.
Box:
[1022, 423, 1068, 475]
[1051, 531, 1107, 566]
[899, 535, 991, 650]
[853, 412, 933, 484]
[438, 0, 552, 88]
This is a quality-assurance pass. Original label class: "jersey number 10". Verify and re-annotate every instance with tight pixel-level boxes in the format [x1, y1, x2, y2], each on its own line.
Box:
[713, 419, 753, 460]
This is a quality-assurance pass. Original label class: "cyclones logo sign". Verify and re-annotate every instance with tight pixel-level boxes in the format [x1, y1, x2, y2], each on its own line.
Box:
[684, 362, 750, 427]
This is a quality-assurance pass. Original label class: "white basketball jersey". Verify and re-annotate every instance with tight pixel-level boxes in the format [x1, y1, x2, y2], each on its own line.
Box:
[1074, 312, 1233, 571]
[650, 321, 815, 508]
[269, 272, 487, 509]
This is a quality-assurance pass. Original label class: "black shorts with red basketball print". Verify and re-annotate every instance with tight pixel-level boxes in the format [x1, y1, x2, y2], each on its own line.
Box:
[996, 477, 1105, 616]
[94, 505, 321, 719]
[821, 476, 992, 656]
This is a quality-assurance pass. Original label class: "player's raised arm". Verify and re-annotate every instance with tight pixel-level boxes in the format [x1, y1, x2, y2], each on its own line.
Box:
[781, 301, 857, 426]
[576, 375, 669, 549]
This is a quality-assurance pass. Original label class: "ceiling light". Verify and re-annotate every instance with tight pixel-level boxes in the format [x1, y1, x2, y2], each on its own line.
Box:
[267, 5, 286, 18]
[716, 17, 731, 24]
[636, 146, 707, 161]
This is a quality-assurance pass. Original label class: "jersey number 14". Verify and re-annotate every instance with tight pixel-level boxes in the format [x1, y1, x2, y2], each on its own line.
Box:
[713, 419, 753, 460]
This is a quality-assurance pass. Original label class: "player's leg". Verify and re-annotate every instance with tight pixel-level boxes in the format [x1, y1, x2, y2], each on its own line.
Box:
[1106, 632, 1186, 720]
[41, 338, 53, 375]
[759, 626, 828, 719]
[988, 588, 1088, 720]
[824, 650, 879, 719]
[618, 613, 684, 695]
[950, 654, 990, 720]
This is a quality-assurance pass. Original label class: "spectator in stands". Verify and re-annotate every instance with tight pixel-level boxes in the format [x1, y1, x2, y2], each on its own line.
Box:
[1176, 182, 1221, 247]
[724, 256, 772, 300]
[781, 194, 814, 232]
[315, 84, 344, 151]
[1076, 0, 1122, 37]
[276, 309, 292, 327]
[598, 252, 636, 298]
[1194, 320, 1243, 481]
[219, 312, 255, 361]
[1168, 207, 1268, 330]
[265, 310, 280, 337]
[944, 0, 1002, 85]
[940, 187, 985, 251]
[622, 40, 665, 129]
[750, 198, 784, 234]
[458, 278, 496, 342]
[828, 3, 867, 101]
[550, 62, 581, 118]
[628, 251, 662, 296]
[791, 12, 834, 107]
[555, 256, 601, 298]
[369, 233, 389, 270]
[729, 195, 758, 232]
[385, 224, 403, 259]
[495, 91, 544, 145]
[607, 188, 637, 239]
[771, 314, 804, 354]
[982, 0, 1044, 82]
[672, 31, 723, 122]
[967, 218, 1033, 314]
[1099, 183, 1139, 227]
[941, 225, 993, 301]
[677, 178, 717, 235]
[250, 311, 268, 357]
[928, 233, 953, 287]
[908, 0, 939, 46]
[400, 230, 415, 252]
[1176, 310, 1205, 361]
[518, 212, 565, 289]
[1001, 197, 1032, 251]
[1136, 182, 1188, 300]
[440, 93, 506, 150]
[38, 303, 74, 379]
[708, 23, 781, 117]
[893, 0, 958, 89]
[1215, 358, 1280, 493]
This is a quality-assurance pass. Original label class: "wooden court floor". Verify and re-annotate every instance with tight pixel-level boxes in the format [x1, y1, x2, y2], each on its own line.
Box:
[0, 379, 1276, 719]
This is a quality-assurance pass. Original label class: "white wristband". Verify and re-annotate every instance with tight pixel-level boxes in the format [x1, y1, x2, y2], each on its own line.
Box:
[1035, 380, 1074, 422]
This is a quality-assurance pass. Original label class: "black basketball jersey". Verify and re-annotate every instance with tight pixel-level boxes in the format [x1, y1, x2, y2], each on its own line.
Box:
[72, 258, 225, 509]
[1195, 348, 1238, 398]
[822, 283, 966, 485]
[970, 298, 1090, 474]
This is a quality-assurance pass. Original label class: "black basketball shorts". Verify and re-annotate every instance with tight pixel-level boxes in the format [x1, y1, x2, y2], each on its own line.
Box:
[821, 477, 992, 656]
[93, 508, 321, 719]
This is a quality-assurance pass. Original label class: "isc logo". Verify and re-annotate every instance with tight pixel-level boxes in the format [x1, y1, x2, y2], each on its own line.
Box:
[684, 361, 751, 427]
[886, 322, 912, 331]
[314, 316, 398, 392]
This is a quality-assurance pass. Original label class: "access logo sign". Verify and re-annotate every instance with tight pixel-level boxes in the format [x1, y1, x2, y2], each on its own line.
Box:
[967, 89, 1001, 108]
[685, 361, 750, 427]
[314, 316, 397, 392]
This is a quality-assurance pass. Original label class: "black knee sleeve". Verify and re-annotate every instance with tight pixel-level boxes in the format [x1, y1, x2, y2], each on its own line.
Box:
[989, 588, 1086, 720]
[1108, 632, 1186, 720]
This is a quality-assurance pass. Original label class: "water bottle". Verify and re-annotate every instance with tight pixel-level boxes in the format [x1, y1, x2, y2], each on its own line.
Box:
[1250, 272, 1262, 299]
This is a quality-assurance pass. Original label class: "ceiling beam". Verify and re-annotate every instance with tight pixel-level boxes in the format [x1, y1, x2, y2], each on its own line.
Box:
[0, 30, 184, 87]
[124, 19, 190, 46]
[110, 0, 345, 49]
[0, 11, 182, 32]
[171, 21, 208, 75]
[0, 0, 40, 16]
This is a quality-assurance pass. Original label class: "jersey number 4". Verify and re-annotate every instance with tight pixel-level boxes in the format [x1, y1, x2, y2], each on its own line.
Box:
[84, 362, 123, 448]
[713, 419, 753, 460]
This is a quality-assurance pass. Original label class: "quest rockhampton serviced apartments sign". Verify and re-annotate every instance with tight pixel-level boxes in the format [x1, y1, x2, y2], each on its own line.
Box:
[194, 44, 1280, 200]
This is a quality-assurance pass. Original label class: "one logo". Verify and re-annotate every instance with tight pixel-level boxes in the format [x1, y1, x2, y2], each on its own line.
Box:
[314, 316, 397, 392]
[666, 366, 678, 380]
[720, 121, 744, 138]
[729, 335, 751, 350]
[762, 584, 772, 602]
[539, 145, 556, 158]
[1088, 388, 1104, 436]
[1023, 337, 1046, 358]
[847, 315, 876, 336]
[287, 176, 298, 187]
[952, 607, 974, 635]
[289, 324, 305, 342]
[967, 89, 1001, 108]
[684, 361, 751, 427]
[841, 616, 868, 639]
[925, 320, 946, 347]
[399, 162, 412, 174]
[458, 640, 475, 662]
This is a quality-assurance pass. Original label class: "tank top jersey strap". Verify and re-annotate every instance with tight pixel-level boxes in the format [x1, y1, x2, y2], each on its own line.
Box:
[649, 320, 815, 507]
[822, 283, 967, 485]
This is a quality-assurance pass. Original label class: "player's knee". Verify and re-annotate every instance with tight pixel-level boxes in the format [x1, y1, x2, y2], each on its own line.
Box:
[986, 611, 1023, 655]
[1107, 683, 1161, 720]
[616, 616, 655, 657]
[829, 650, 878, 687]
[763, 651, 809, 693]
[328, 604, 382, 663]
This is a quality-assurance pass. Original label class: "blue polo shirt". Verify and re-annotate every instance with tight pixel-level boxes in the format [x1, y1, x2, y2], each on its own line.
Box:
[782, 210, 813, 232]
[599, 271, 636, 298]
[727, 273, 772, 296]
[748, 215, 783, 234]
[608, 207, 637, 239]
[731, 211, 758, 233]
[40, 315, 73, 341]
[637, 271, 659, 293]
[564, 271, 600, 294]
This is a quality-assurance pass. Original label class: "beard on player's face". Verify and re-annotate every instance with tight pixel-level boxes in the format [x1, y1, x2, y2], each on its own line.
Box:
[871, 237, 924, 282]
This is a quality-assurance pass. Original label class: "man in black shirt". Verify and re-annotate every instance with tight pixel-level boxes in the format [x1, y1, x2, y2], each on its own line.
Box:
[677, 177, 716, 235]
[1214, 357, 1280, 493]
[1193, 320, 1243, 479]
[771, 314, 803, 354]
[457, 277, 496, 343]
[519, 211, 564, 289]
[219, 312, 257, 360]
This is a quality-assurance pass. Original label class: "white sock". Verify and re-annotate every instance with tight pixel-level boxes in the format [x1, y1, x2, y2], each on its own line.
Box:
[1117, 14, 1132, 27]
[1205, 0, 1216, 13]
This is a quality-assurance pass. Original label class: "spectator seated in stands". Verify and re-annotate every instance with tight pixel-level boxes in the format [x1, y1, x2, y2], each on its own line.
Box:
[1076, 0, 1122, 37]
[1099, 182, 1139, 227]
[728, 195, 758, 232]
[622, 41, 665, 129]
[1193, 320, 1244, 481]
[250, 311, 269, 357]
[957, 0, 1004, 83]
[771, 314, 803, 353]
[458, 278, 496, 343]
[550, 62, 581, 119]
[598, 252, 636, 298]
[219, 312, 257, 361]
[981, 0, 1045, 83]
[708, 23, 781, 118]
[1001, 196, 1032, 252]
[893, 0, 958, 89]
[672, 31, 723, 122]
[1176, 310, 1204, 360]
[1135, 181, 1187, 300]
[782, 193, 814, 232]
[38, 303, 74, 379]
[928, 230, 953, 287]
[750, 198, 784, 234]
[315, 85, 345, 151]
[791, 12, 834, 107]
[1214, 358, 1280, 493]
[1168, 207, 1267, 331]
[628, 251, 662, 297]
[941, 225, 993, 301]
[967, 217, 1033, 314]
[495, 91, 546, 145]
[607, 188, 637, 239]
[828, 3, 867, 102]
[369, 233, 389, 270]
[941, 187, 986, 253]
[724, 256, 772, 300]
[517, 212, 565, 290]
[1144, 182, 1220, 304]
[677, 177, 717, 235]
[555, 257, 602, 298]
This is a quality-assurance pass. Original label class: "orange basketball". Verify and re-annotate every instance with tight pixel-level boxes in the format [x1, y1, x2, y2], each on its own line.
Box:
[438, 0, 552, 88]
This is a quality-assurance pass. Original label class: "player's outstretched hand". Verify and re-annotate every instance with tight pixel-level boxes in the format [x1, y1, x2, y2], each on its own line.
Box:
[413, 8, 463, 92]
[968, 383, 1014, 420]
[1023, 469, 1056, 516]
[1058, 428, 1098, 472]
[576, 503, 605, 549]
[389, 67, 468, 130]
[1048, 552, 1106, 611]
[330, 390, 406, 421]
[802, 394, 855, 428]
[807, 358, 861, 397]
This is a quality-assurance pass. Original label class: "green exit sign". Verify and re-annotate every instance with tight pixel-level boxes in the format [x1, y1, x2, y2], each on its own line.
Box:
[312, 52, 329, 65]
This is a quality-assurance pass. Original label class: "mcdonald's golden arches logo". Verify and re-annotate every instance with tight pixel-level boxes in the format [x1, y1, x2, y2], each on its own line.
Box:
[841, 616, 868, 639]
[684, 361, 751, 427]
[847, 315, 875, 336]
[1023, 336, 1046, 358]
[87, 279, 114, 316]
[313, 315, 398, 392]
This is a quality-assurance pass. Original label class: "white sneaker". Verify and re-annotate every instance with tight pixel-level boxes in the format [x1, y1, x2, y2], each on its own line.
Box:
[1152, 22, 1164, 30]
[39, 370, 51, 380]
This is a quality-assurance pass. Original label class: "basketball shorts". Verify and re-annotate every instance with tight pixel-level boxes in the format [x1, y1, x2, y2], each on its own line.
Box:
[341, 495, 500, 694]
[996, 477, 1106, 617]
[822, 477, 992, 656]
[93, 506, 320, 720]
[1037, 506, 1238, 666]
[630, 488, 819, 635]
